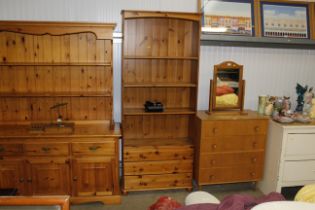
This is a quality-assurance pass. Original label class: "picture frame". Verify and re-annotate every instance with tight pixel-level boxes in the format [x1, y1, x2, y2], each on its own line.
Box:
[199, 0, 255, 36]
[260, 1, 310, 39]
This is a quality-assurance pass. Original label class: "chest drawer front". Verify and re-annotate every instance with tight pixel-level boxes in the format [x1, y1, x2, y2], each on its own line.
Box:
[199, 165, 263, 184]
[124, 145, 193, 161]
[286, 134, 315, 157]
[24, 143, 69, 156]
[0, 144, 23, 155]
[203, 120, 268, 138]
[124, 173, 192, 190]
[124, 159, 193, 175]
[72, 141, 115, 156]
[200, 135, 265, 153]
[283, 160, 315, 182]
[200, 152, 264, 168]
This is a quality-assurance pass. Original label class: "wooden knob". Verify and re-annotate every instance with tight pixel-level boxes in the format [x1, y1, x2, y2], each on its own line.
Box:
[0, 146, 4, 152]
[73, 176, 78, 181]
[212, 128, 218, 134]
[209, 175, 214, 180]
[254, 126, 260, 132]
[19, 178, 25, 183]
[251, 157, 257, 163]
[89, 146, 101, 151]
[250, 172, 256, 177]
[41, 147, 51, 152]
[210, 160, 216, 165]
[252, 142, 257, 148]
[27, 178, 32, 183]
[212, 144, 217, 150]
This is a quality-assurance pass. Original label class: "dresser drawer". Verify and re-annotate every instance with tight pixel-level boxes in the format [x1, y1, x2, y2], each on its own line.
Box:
[0, 144, 23, 155]
[286, 134, 315, 158]
[72, 141, 115, 156]
[124, 145, 193, 161]
[200, 152, 264, 168]
[203, 120, 268, 138]
[124, 159, 192, 175]
[283, 160, 315, 182]
[24, 143, 69, 155]
[124, 173, 192, 190]
[199, 165, 263, 184]
[200, 135, 265, 153]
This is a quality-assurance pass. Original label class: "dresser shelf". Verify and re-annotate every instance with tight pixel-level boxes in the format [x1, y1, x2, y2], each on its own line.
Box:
[123, 56, 199, 60]
[123, 108, 195, 116]
[124, 83, 197, 88]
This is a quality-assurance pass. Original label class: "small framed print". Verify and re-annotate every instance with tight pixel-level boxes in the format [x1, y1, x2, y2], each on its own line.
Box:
[200, 0, 254, 36]
[261, 2, 310, 39]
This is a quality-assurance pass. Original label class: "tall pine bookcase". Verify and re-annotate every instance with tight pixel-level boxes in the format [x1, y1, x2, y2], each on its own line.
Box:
[121, 10, 200, 192]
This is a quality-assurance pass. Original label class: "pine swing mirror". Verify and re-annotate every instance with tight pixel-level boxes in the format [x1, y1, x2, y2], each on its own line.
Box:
[209, 61, 245, 114]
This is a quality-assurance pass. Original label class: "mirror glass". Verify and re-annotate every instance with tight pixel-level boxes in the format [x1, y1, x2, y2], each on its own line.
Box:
[210, 61, 244, 112]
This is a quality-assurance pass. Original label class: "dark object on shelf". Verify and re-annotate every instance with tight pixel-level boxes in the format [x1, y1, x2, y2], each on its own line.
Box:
[0, 188, 17, 196]
[295, 83, 308, 112]
[144, 101, 164, 112]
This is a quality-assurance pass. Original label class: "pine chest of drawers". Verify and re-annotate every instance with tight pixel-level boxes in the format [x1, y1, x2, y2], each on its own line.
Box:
[194, 111, 269, 187]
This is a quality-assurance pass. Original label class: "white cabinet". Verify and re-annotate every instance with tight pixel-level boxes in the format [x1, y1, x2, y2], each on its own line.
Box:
[258, 120, 315, 194]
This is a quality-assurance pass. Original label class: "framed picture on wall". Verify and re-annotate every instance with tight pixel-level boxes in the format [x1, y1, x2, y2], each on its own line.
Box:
[261, 2, 309, 39]
[200, 0, 254, 36]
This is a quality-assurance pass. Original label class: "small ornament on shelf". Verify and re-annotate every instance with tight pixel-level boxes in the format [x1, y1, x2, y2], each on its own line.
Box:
[295, 83, 308, 113]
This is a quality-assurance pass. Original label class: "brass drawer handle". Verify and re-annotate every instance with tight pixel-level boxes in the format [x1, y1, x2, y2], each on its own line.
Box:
[0, 146, 5, 152]
[41, 147, 51, 152]
[89, 146, 101, 151]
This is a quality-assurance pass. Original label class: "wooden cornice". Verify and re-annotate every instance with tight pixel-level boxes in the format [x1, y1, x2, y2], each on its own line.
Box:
[0, 21, 116, 40]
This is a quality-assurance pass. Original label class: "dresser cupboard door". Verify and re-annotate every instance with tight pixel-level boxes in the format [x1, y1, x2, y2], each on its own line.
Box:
[25, 157, 70, 195]
[72, 157, 118, 196]
[0, 158, 26, 195]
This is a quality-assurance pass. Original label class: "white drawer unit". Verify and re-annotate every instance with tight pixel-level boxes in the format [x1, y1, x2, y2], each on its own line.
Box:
[258, 120, 315, 194]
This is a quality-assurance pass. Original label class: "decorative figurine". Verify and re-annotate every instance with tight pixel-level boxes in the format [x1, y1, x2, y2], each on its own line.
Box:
[281, 96, 292, 117]
[295, 83, 308, 113]
[264, 96, 275, 116]
[303, 87, 314, 115]
[310, 98, 315, 119]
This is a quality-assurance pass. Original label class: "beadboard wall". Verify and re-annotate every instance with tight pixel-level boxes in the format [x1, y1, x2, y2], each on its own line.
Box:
[1, 0, 315, 122]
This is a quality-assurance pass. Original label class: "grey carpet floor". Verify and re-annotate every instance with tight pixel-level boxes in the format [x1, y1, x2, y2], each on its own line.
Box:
[72, 183, 263, 210]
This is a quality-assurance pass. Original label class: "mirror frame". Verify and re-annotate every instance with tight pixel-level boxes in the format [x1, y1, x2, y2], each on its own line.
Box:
[209, 61, 245, 113]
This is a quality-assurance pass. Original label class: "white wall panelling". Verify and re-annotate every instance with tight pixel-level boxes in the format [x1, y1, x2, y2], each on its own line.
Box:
[199, 46, 315, 111]
[1, 0, 315, 121]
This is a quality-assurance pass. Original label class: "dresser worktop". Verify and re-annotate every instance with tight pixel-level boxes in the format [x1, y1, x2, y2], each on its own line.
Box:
[0, 121, 121, 139]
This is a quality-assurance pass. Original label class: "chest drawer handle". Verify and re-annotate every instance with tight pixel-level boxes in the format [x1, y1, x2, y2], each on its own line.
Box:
[0, 147, 5, 152]
[250, 172, 256, 177]
[73, 176, 78, 181]
[209, 175, 215, 180]
[41, 147, 51, 152]
[212, 144, 217, 150]
[251, 158, 257, 163]
[254, 126, 260, 132]
[252, 142, 257, 148]
[89, 146, 101, 151]
[210, 160, 216, 165]
[19, 178, 25, 183]
[212, 128, 218, 134]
